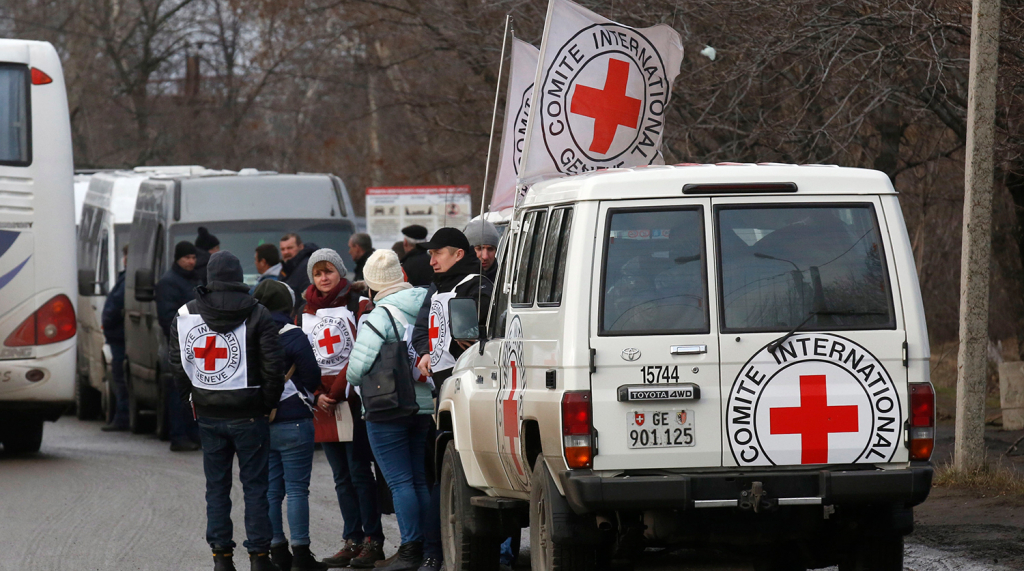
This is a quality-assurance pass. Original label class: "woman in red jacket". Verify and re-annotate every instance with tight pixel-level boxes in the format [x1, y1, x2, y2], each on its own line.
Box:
[301, 248, 386, 568]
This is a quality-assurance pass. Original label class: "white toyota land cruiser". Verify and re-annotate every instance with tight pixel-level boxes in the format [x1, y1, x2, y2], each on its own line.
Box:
[437, 164, 934, 571]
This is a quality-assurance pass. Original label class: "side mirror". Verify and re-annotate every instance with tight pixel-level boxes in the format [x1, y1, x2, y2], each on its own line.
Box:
[78, 269, 98, 296]
[448, 298, 480, 342]
[134, 268, 155, 302]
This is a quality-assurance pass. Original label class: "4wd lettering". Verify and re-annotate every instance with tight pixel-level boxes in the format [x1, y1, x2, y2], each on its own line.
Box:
[725, 333, 901, 466]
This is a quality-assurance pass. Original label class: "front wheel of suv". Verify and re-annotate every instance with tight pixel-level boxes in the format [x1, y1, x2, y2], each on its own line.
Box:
[530, 458, 595, 571]
[440, 441, 501, 571]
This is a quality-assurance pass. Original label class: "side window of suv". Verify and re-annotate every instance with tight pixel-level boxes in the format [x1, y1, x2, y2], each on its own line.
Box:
[511, 209, 548, 306]
[537, 207, 573, 306]
[487, 236, 511, 338]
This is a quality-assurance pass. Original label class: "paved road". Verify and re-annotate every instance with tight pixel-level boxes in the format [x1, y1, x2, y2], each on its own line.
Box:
[0, 418, 1008, 571]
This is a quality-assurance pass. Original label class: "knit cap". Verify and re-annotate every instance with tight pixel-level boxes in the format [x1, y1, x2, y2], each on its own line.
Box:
[464, 219, 500, 247]
[362, 249, 405, 293]
[195, 226, 220, 251]
[253, 279, 295, 313]
[174, 240, 197, 261]
[307, 248, 348, 284]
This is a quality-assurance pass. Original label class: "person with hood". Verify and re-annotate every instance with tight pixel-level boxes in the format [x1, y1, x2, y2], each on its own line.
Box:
[280, 233, 318, 310]
[195, 227, 221, 286]
[463, 219, 500, 283]
[301, 248, 386, 569]
[101, 244, 130, 432]
[156, 240, 203, 451]
[252, 280, 327, 571]
[346, 250, 439, 571]
[169, 251, 286, 571]
[399, 225, 432, 287]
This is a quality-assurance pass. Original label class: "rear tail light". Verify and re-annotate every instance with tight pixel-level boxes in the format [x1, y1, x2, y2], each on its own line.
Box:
[909, 383, 935, 461]
[4, 295, 76, 347]
[561, 391, 594, 469]
[30, 68, 53, 85]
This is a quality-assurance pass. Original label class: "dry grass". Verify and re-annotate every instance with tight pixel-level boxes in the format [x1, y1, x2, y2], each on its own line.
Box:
[933, 461, 1024, 498]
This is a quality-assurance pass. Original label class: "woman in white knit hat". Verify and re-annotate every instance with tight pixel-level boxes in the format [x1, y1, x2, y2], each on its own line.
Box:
[346, 250, 440, 571]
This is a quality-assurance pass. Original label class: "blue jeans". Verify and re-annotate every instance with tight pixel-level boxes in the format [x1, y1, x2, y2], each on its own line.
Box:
[109, 343, 129, 427]
[366, 415, 438, 554]
[268, 418, 315, 546]
[323, 440, 385, 543]
[197, 416, 273, 553]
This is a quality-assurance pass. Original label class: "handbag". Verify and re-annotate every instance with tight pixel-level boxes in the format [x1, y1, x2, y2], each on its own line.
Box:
[360, 306, 420, 422]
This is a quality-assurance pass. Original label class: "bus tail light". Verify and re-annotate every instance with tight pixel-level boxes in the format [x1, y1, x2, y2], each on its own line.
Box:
[31, 68, 53, 85]
[909, 383, 935, 461]
[4, 295, 76, 347]
[562, 391, 594, 469]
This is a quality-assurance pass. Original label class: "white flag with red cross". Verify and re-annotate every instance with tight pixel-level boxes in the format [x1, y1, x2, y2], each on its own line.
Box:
[518, 0, 684, 183]
[490, 38, 540, 213]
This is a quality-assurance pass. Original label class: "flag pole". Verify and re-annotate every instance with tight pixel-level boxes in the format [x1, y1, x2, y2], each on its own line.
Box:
[478, 14, 512, 220]
[513, 0, 555, 214]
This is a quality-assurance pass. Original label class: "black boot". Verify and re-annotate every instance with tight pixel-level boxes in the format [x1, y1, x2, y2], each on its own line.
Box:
[375, 542, 422, 571]
[250, 551, 282, 571]
[212, 549, 236, 571]
[291, 544, 329, 571]
[271, 542, 292, 571]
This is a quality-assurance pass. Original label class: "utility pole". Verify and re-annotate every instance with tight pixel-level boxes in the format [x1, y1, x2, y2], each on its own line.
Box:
[955, 0, 1001, 472]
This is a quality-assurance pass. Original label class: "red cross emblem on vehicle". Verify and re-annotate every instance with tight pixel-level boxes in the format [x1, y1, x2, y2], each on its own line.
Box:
[318, 327, 342, 355]
[193, 335, 228, 372]
[770, 375, 859, 464]
[570, 58, 642, 154]
[429, 314, 439, 352]
[502, 359, 523, 475]
[635, 412, 645, 426]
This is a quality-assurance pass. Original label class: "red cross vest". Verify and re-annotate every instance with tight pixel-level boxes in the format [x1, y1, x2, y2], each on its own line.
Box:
[176, 306, 248, 391]
[428, 274, 478, 372]
[302, 306, 357, 376]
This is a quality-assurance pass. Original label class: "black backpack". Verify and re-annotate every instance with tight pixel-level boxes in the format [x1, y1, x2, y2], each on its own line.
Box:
[360, 306, 420, 422]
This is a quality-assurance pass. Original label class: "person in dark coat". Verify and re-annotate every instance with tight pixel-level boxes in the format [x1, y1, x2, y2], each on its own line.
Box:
[463, 219, 501, 283]
[348, 233, 374, 282]
[156, 240, 203, 451]
[101, 245, 130, 432]
[399, 225, 433, 287]
[280, 233, 318, 312]
[253, 279, 326, 571]
[169, 251, 286, 571]
[194, 227, 221, 287]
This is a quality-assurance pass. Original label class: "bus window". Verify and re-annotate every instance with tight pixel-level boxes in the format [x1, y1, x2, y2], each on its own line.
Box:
[0, 64, 29, 165]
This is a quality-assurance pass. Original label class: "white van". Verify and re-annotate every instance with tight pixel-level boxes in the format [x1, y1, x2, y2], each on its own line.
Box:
[0, 40, 76, 453]
[439, 164, 934, 570]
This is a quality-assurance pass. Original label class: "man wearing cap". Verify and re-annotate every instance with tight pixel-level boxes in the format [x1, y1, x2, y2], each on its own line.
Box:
[156, 241, 203, 452]
[399, 225, 433, 287]
[463, 219, 500, 283]
[195, 227, 221, 286]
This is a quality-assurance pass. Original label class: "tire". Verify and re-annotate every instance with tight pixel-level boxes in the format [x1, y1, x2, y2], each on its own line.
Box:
[127, 373, 154, 434]
[102, 377, 114, 425]
[838, 535, 903, 571]
[75, 371, 102, 420]
[1, 416, 44, 454]
[155, 371, 169, 441]
[530, 458, 595, 571]
[440, 441, 501, 571]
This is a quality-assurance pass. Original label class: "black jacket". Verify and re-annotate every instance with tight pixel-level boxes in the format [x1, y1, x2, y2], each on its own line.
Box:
[412, 253, 493, 368]
[401, 247, 433, 287]
[281, 243, 318, 304]
[270, 311, 321, 423]
[102, 271, 127, 345]
[156, 263, 201, 336]
[354, 249, 375, 282]
[195, 249, 211, 286]
[170, 281, 285, 419]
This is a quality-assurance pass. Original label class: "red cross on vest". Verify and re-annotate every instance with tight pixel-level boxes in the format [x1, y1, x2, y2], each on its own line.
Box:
[429, 314, 439, 353]
[194, 335, 228, 372]
[770, 374, 859, 464]
[570, 58, 642, 154]
[502, 360, 524, 475]
[318, 328, 342, 355]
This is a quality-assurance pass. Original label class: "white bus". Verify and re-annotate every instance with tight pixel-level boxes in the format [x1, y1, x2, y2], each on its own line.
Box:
[0, 40, 76, 453]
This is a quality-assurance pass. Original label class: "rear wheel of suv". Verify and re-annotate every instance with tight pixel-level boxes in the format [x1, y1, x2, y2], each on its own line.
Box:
[838, 535, 903, 571]
[530, 458, 595, 571]
[440, 441, 501, 571]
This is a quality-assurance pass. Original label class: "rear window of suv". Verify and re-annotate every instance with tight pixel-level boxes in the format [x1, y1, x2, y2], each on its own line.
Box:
[716, 204, 895, 332]
[600, 207, 709, 335]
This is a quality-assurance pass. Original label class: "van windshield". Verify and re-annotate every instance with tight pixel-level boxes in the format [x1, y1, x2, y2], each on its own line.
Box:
[0, 65, 29, 165]
[717, 204, 894, 332]
[171, 220, 355, 285]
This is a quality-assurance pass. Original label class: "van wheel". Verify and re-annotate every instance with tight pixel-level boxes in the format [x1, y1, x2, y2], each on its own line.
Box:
[1, 416, 44, 454]
[530, 458, 595, 571]
[838, 535, 903, 571]
[155, 371, 169, 441]
[440, 441, 501, 571]
[127, 374, 154, 434]
[75, 371, 102, 420]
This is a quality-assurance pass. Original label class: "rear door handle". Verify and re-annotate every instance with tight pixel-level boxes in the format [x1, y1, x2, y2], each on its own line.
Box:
[671, 345, 707, 355]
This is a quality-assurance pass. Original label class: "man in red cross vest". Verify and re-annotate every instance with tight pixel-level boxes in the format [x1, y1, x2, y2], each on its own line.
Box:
[170, 251, 287, 571]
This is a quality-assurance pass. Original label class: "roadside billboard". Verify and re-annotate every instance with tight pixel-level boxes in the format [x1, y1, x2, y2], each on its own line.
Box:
[365, 185, 472, 247]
